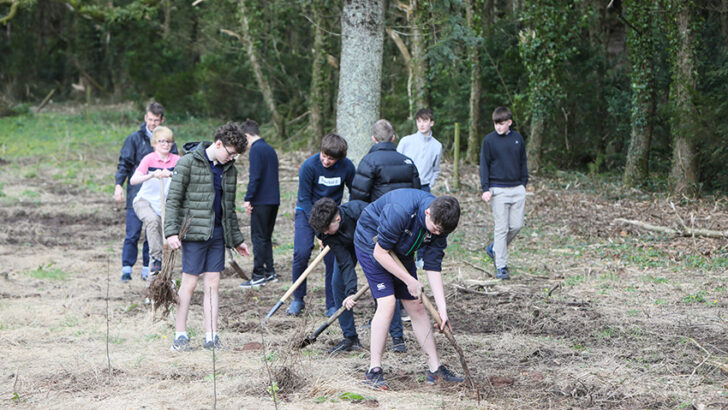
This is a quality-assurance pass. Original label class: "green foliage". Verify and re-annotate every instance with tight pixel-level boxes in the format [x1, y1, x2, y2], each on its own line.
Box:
[24, 263, 68, 280]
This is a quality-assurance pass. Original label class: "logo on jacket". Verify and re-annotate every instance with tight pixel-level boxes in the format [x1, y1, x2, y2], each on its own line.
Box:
[377, 283, 386, 291]
[515, 141, 519, 144]
[404, 159, 413, 165]
[318, 176, 342, 187]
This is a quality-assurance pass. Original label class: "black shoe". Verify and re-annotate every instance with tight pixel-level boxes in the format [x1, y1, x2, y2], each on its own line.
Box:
[364, 367, 388, 390]
[328, 337, 363, 354]
[426, 364, 464, 384]
[496, 267, 510, 280]
[239, 277, 267, 289]
[265, 273, 278, 283]
[391, 337, 407, 353]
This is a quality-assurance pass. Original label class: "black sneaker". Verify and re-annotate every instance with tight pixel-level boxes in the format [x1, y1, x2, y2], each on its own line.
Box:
[239, 277, 267, 289]
[391, 337, 407, 353]
[328, 337, 363, 354]
[426, 364, 464, 384]
[151, 259, 162, 273]
[496, 267, 510, 280]
[364, 367, 388, 390]
[265, 273, 278, 283]
[203, 335, 222, 350]
[171, 335, 192, 352]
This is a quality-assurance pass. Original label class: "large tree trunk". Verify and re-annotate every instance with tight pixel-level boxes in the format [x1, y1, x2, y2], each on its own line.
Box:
[238, 0, 286, 139]
[465, 0, 481, 164]
[409, 0, 428, 112]
[669, 1, 699, 196]
[336, 0, 385, 166]
[308, 0, 326, 150]
[623, 0, 656, 187]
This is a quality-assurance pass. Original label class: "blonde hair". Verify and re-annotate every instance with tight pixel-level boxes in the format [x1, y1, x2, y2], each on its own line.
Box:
[151, 126, 174, 145]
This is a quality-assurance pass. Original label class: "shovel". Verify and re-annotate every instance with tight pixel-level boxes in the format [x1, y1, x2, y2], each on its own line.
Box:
[261, 245, 331, 325]
[298, 282, 370, 348]
[227, 248, 250, 281]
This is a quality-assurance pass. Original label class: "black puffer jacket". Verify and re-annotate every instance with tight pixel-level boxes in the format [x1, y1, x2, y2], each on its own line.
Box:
[350, 142, 421, 203]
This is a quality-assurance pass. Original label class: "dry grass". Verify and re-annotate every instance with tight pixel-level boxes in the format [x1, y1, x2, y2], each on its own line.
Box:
[0, 153, 726, 408]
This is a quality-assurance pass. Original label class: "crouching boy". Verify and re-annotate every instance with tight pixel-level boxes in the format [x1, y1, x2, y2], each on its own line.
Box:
[353, 188, 463, 389]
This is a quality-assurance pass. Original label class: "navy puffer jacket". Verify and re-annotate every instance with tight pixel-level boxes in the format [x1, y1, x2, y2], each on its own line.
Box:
[350, 142, 420, 203]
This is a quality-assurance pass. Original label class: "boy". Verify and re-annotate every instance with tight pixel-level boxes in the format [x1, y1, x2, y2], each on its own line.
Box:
[129, 126, 180, 277]
[353, 188, 463, 389]
[479, 106, 528, 280]
[396, 108, 441, 193]
[288, 133, 355, 316]
[351, 118, 421, 344]
[239, 119, 280, 288]
[308, 197, 368, 353]
[114, 102, 178, 282]
[164, 122, 251, 351]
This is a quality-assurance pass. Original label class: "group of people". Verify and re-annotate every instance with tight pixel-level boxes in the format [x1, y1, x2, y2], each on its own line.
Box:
[113, 103, 528, 390]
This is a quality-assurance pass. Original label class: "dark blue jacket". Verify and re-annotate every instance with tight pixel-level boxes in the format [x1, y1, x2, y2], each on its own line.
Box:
[479, 130, 528, 192]
[350, 142, 420, 203]
[115, 123, 178, 208]
[316, 200, 368, 297]
[354, 189, 448, 272]
[244, 138, 280, 205]
[295, 153, 355, 217]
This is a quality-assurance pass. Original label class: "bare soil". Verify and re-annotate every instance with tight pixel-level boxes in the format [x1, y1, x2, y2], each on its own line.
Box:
[1, 154, 726, 409]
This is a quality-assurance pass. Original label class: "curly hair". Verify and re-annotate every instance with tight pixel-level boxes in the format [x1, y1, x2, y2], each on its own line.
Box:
[429, 195, 460, 235]
[308, 197, 339, 233]
[213, 121, 247, 155]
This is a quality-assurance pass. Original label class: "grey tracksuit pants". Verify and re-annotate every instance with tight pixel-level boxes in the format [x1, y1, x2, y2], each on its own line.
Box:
[489, 185, 526, 269]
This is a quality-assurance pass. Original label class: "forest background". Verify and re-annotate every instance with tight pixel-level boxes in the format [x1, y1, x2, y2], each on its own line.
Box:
[1, 0, 727, 195]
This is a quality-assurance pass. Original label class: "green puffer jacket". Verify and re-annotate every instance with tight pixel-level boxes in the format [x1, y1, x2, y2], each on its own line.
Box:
[164, 142, 245, 247]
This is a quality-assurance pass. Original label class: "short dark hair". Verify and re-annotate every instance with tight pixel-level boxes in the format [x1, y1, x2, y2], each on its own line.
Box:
[146, 102, 164, 118]
[321, 133, 348, 159]
[415, 108, 434, 122]
[429, 195, 460, 235]
[492, 106, 512, 123]
[309, 197, 339, 233]
[372, 119, 395, 142]
[240, 118, 260, 137]
[213, 122, 247, 155]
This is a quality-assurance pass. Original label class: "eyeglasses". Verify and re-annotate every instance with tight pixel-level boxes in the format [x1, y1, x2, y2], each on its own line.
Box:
[222, 144, 239, 160]
[157, 139, 173, 144]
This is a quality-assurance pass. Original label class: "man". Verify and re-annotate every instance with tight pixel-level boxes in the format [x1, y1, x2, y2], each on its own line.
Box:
[114, 102, 177, 282]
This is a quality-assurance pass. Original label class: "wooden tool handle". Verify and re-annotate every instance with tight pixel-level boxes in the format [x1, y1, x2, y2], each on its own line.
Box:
[279, 245, 330, 303]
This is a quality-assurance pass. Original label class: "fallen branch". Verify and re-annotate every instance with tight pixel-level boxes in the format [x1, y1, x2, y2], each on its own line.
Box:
[452, 284, 504, 297]
[614, 218, 728, 238]
[462, 260, 492, 277]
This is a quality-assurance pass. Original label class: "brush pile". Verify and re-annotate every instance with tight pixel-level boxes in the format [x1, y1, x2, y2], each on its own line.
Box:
[148, 216, 190, 317]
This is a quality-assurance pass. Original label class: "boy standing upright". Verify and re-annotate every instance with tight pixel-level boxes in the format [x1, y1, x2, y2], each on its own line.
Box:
[239, 119, 280, 288]
[288, 133, 355, 316]
[354, 189, 463, 390]
[479, 106, 529, 280]
[396, 108, 441, 193]
[165, 122, 250, 351]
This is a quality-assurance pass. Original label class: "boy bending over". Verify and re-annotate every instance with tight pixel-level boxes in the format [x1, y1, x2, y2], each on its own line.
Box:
[353, 188, 463, 389]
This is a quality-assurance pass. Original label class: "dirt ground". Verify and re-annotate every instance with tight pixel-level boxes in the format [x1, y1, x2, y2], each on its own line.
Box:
[1, 153, 727, 409]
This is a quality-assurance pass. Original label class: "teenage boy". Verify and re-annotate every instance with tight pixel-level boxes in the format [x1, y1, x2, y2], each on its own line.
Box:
[351, 118, 421, 344]
[354, 188, 463, 390]
[396, 108, 441, 193]
[239, 119, 280, 288]
[129, 126, 180, 277]
[479, 106, 528, 280]
[308, 197, 367, 353]
[165, 122, 251, 351]
[114, 102, 178, 282]
[288, 133, 355, 316]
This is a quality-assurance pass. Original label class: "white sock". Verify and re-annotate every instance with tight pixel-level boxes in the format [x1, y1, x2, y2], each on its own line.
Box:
[206, 332, 213, 342]
[175, 331, 188, 339]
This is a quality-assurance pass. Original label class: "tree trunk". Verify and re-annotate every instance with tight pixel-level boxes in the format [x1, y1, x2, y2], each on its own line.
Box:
[409, 0, 428, 112]
[465, 0, 481, 164]
[238, 0, 286, 139]
[385, 27, 413, 119]
[669, 0, 699, 196]
[336, 0, 385, 166]
[308, 0, 326, 150]
[526, 113, 544, 173]
[623, 0, 656, 187]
